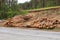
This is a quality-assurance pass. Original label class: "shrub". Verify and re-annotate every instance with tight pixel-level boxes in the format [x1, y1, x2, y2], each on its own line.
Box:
[0, 5, 28, 19]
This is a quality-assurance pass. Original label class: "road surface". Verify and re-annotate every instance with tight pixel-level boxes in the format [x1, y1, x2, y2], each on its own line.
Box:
[0, 27, 60, 40]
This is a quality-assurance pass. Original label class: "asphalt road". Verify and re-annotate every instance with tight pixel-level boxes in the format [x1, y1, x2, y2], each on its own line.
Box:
[0, 27, 60, 40]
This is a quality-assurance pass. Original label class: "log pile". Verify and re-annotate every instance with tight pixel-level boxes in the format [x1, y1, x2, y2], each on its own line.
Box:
[2, 13, 60, 29]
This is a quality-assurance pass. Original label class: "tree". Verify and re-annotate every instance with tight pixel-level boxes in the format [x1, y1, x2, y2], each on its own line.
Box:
[19, 0, 60, 10]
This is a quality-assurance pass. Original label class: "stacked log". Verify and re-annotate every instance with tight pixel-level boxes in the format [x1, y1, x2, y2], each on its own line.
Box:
[2, 13, 60, 29]
[25, 17, 60, 29]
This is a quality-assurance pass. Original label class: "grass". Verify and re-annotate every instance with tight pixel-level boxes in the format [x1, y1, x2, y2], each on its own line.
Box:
[26, 6, 60, 12]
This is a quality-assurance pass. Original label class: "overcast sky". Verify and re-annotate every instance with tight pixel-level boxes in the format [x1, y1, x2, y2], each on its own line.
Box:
[18, 0, 30, 3]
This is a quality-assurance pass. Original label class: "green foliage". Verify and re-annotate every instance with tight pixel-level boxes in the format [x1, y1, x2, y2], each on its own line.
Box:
[20, 0, 60, 10]
[0, 4, 28, 19]
[19, 10, 28, 15]
[1, 0, 60, 19]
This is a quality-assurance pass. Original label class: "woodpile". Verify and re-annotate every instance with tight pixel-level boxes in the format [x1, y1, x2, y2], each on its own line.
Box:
[2, 13, 60, 29]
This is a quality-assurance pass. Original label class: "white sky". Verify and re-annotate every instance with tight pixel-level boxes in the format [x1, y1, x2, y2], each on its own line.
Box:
[18, 0, 30, 3]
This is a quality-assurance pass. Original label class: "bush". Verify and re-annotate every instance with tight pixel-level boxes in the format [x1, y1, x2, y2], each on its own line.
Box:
[0, 10, 28, 19]
[6, 9, 28, 18]
[0, 5, 28, 19]
[0, 8, 28, 19]
[19, 10, 28, 15]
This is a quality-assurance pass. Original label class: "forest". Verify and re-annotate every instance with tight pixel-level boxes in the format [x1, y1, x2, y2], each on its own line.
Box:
[0, 0, 60, 19]
[19, 0, 60, 10]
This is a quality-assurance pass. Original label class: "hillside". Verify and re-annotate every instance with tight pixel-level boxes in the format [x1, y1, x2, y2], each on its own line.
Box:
[0, 6, 60, 30]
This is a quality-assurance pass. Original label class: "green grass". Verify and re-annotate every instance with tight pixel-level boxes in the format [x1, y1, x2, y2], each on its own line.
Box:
[26, 6, 60, 12]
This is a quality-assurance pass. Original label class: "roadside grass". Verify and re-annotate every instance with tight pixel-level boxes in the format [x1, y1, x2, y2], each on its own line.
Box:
[26, 6, 60, 11]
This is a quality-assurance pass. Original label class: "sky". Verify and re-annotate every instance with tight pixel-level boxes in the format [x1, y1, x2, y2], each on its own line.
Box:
[18, 0, 30, 3]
